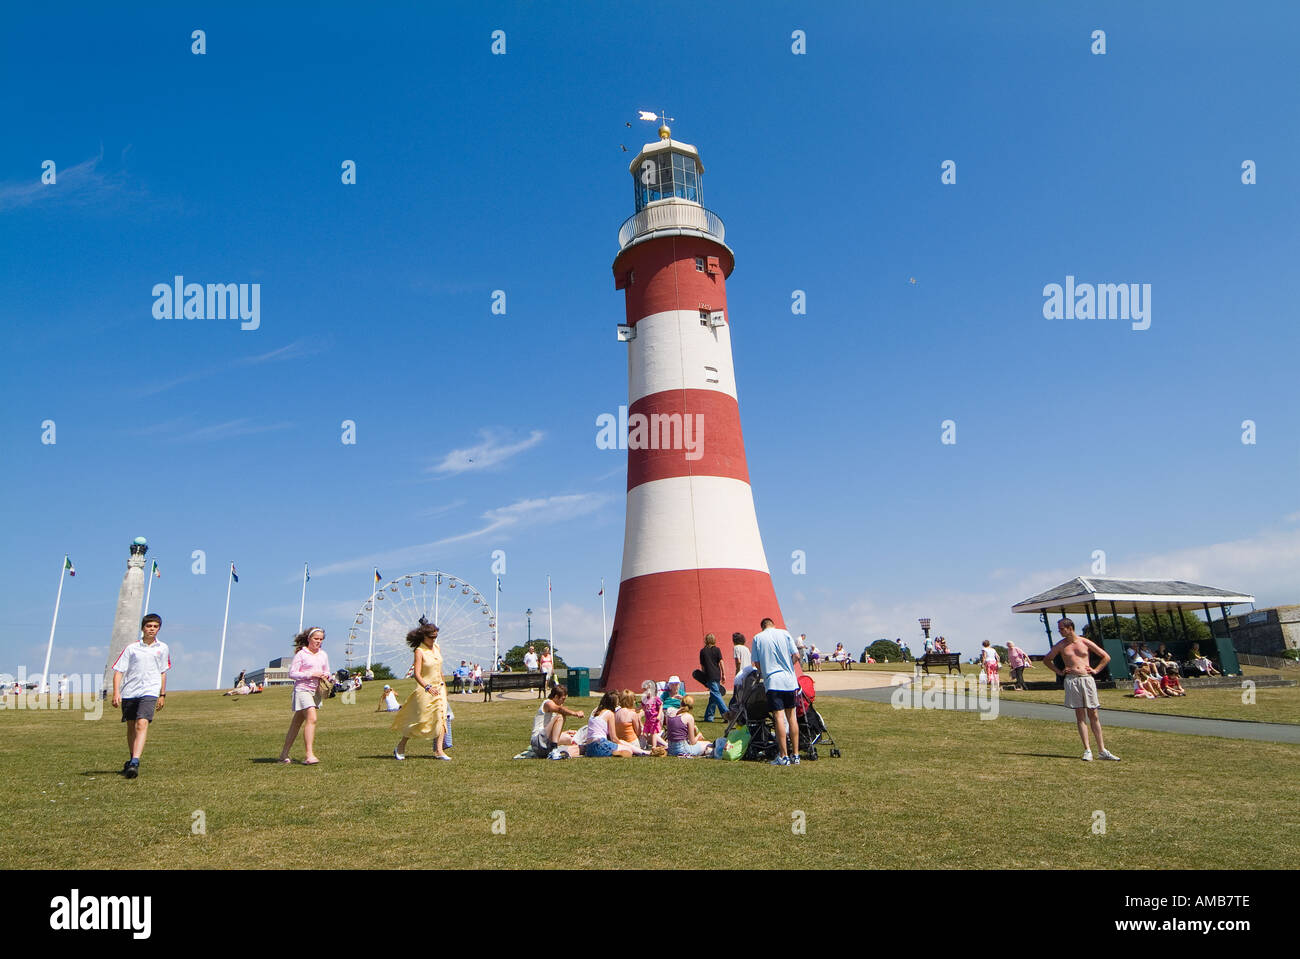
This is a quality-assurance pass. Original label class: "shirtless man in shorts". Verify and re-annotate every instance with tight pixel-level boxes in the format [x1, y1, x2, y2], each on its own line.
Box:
[1043, 618, 1120, 762]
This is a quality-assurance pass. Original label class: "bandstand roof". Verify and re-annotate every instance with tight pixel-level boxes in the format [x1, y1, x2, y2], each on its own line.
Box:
[1011, 577, 1254, 615]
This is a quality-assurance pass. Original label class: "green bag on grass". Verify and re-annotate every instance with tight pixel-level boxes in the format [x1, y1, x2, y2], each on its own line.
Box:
[722, 726, 750, 761]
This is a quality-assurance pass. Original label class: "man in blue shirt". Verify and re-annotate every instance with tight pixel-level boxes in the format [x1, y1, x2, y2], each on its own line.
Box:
[752, 617, 802, 766]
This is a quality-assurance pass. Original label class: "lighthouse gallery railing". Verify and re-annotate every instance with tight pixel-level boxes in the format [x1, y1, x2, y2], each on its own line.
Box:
[618, 203, 725, 249]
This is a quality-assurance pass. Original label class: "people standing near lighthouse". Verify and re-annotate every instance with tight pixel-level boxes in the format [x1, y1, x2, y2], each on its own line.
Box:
[391, 622, 450, 761]
[111, 613, 170, 779]
[752, 617, 801, 766]
[279, 627, 330, 765]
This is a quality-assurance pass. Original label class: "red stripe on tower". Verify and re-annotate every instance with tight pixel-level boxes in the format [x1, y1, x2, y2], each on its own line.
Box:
[602, 122, 785, 692]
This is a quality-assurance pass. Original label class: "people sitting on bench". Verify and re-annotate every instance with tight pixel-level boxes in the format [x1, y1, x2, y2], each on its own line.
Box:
[1187, 644, 1221, 677]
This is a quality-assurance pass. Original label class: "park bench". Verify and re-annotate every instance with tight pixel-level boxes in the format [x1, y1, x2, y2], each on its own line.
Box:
[917, 652, 962, 676]
[483, 670, 547, 702]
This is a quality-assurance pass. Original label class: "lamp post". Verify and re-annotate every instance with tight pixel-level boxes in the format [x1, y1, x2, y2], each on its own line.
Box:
[918, 618, 932, 640]
[526, 608, 532, 646]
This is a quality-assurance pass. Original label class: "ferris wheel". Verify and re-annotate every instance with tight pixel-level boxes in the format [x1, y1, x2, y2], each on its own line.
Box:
[344, 571, 497, 678]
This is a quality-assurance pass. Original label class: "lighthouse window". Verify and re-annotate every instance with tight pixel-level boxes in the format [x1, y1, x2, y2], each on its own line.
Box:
[694, 257, 705, 272]
[633, 151, 703, 210]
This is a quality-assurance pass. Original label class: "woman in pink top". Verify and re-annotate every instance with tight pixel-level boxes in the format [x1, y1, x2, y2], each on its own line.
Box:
[278, 627, 331, 764]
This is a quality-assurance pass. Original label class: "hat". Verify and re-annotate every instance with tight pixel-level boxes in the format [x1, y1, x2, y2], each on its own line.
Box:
[668, 675, 681, 685]
[383, 684, 392, 689]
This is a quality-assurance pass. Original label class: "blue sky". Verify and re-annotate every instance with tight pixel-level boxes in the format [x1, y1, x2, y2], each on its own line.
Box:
[2, 1, 1297, 689]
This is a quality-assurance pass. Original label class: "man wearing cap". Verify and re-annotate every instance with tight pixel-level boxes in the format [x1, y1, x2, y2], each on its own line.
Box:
[377, 684, 400, 712]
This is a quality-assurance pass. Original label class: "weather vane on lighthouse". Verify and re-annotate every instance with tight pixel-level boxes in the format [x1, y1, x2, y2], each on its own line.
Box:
[623, 110, 676, 152]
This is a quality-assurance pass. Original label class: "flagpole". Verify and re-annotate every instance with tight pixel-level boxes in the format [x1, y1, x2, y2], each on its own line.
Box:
[601, 577, 608, 651]
[547, 574, 554, 685]
[41, 555, 69, 695]
[298, 563, 308, 633]
[216, 563, 234, 689]
[366, 568, 377, 670]
[493, 576, 500, 672]
[143, 565, 154, 621]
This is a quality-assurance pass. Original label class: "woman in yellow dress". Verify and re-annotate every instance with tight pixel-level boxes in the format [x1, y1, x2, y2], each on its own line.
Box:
[391, 622, 450, 761]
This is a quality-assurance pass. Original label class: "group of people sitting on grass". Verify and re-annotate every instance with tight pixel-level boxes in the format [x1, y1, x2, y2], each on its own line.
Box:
[1131, 660, 1186, 698]
[806, 642, 853, 671]
[518, 678, 721, 759]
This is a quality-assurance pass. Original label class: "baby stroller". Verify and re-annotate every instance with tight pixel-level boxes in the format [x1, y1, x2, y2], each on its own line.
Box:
[722, 671, 777, 762]
[795, 674, 840, 759]
[327, 668, 354, 697]
[722, 672, 841, 761]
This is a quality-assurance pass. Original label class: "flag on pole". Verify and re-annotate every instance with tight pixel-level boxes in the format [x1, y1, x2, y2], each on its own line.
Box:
[152, 561, 160, 578]
[375, 570, 382, 584]
[597, 585, 603, 596]
[64, 556, 75, 577]
[305, 564, 310, 583]
[231, 563, 239, 583]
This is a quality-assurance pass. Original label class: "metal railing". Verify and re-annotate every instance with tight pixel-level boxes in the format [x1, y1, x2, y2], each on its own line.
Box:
[1238, 652, 1300, 670]
[618, 202, 725, 249]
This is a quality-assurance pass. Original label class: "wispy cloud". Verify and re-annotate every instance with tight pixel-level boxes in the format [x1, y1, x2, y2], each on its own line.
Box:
[0, 148, 132, 213]
[178, 419, 295, 442]
[414, 499, 468, 519]
[428, 430, 544, 475]
[137, 338, 321, 398]
[310, 492, 613, 578]
[130, 416, 294, 442]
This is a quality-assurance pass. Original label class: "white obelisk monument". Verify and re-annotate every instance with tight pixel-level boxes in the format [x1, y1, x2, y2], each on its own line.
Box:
[103, 537, 149, 697]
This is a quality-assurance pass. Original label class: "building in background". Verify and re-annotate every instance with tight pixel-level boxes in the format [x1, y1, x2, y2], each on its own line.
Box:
[1213, 604, 1300, 657]
[247, 656, 292, 687]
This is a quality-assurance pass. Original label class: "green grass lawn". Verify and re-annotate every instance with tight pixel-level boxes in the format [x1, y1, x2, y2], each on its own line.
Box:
[1, 680, 1295, 869]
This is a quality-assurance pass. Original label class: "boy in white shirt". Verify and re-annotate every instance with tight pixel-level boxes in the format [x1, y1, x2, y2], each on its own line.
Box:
[111, 613, 171, 779]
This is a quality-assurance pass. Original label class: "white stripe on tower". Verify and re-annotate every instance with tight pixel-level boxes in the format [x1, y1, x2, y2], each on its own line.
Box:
[621, 476, 771, 579]
[628, 309, 736, 403]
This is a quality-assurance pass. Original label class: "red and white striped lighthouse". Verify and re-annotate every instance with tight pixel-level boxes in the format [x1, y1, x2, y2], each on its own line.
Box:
[601, 122, 786, 692]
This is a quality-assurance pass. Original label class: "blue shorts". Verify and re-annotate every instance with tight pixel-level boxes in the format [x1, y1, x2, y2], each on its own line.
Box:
[585, 739, 618, 757]
[765, 688, 798, 712]
[667, 740, 706, 757]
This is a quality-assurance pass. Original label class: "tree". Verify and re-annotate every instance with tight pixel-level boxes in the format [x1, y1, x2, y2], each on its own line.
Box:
[866, 639, 901, 662]
[1082, 612, 1212, 647]
[992, 645, 1008, 662]
[501, 644, 568, 671]
[365, 662, 396, 680]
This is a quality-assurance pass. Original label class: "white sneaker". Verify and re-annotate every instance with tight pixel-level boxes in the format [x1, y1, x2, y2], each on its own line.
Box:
[393, 747, 406, 761]
[1099, 749, 1121, 761]
[1081, 749, 1093, 762]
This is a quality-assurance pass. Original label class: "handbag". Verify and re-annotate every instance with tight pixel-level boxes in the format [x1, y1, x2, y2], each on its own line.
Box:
[316, 675, 334, 698]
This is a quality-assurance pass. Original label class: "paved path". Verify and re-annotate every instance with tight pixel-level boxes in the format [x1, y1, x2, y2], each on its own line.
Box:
[824, 680, 1300, 744]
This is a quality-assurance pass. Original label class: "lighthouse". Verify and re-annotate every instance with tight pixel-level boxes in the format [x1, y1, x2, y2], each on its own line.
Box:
[601, 122, 786, 692]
